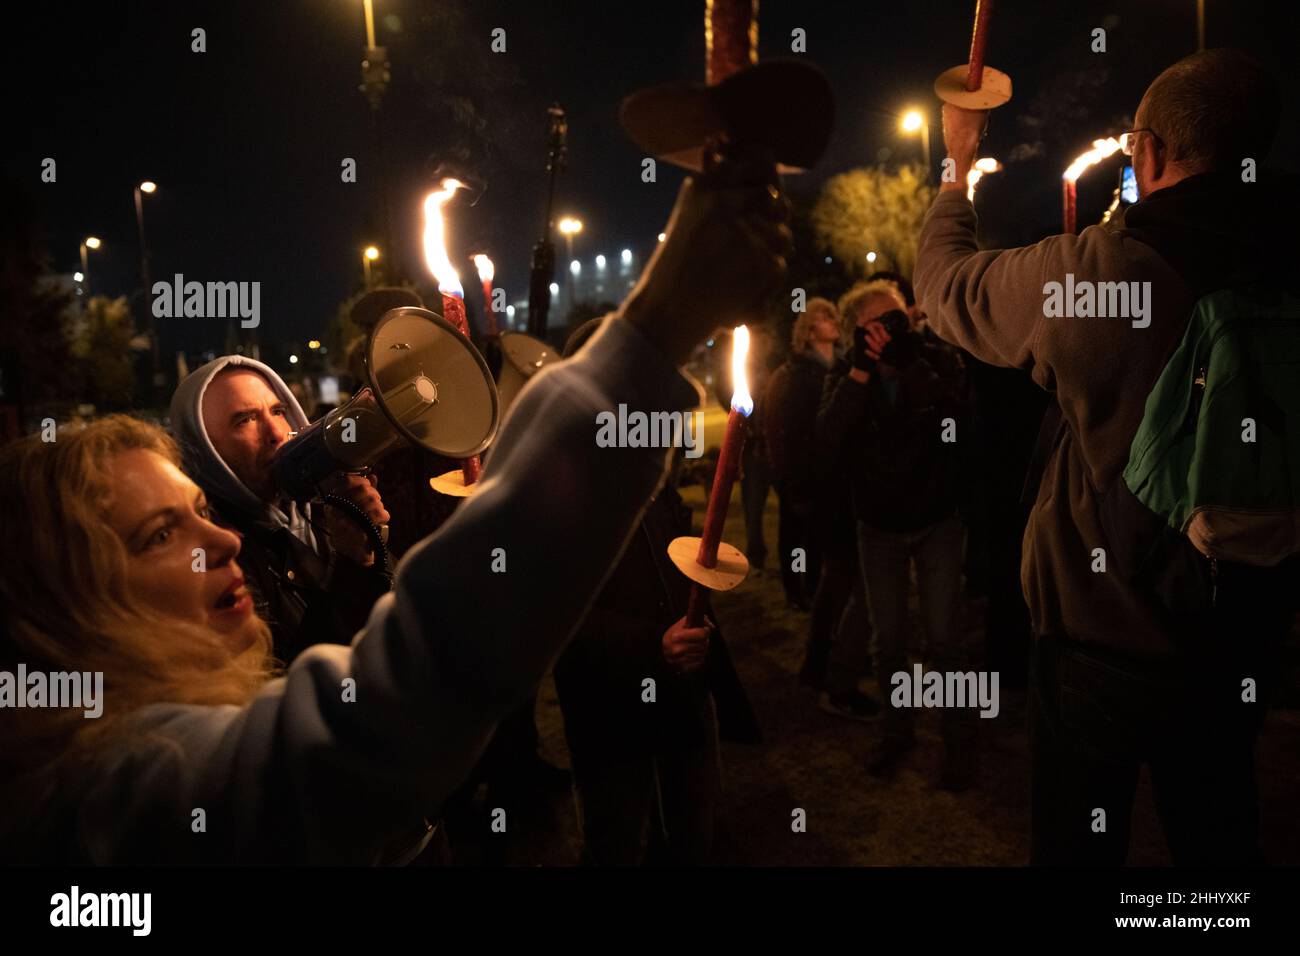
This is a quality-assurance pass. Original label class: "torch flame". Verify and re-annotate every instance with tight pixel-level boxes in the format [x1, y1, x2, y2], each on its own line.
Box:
[730, 324, 753, 417]
[472, 254, 495, 284]
[1063, 138, 1122, 184]
[966, 157, 1003, 202]
[423, 178, 466, 296]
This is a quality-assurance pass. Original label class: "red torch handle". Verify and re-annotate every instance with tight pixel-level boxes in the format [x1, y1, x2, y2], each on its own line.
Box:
[685, 583, 708, 628]
[441, 292, 471, 338]
[965, 0, 993, 92]
[481, 281, 498, 337]
[706, 0, 757, 85]
[696, 409, 746, 568]
[1063, 180, 1077, 234]
[439, 291, 482, 487]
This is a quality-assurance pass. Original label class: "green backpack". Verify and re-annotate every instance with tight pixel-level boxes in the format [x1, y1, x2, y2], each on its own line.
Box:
[1121, 285, 1300, 592]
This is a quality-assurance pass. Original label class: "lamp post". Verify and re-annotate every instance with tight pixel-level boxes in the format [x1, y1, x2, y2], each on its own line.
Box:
[79, 236, 102, 301]
[134, 181, 161, 388]
[558, 216, 582, 307]
[358, 0, 395, 280]
[901, 109, 931, 181]
[363, 245, 380, 288]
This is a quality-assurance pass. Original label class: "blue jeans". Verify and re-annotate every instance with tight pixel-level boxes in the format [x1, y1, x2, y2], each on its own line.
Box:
[857, 511, 970, 744]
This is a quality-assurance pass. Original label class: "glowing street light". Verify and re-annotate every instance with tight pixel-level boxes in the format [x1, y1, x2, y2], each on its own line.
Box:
[866, 251, 878, 264]
[620, 248, 632, 264]
[557, 217, 583, 304]
[362, 244, 381, 288]
[134, 181, 163, 388]
[595, 254, 606, 269]
[900, 108, 931, 180]
[79, 237, 102, 300]
[308, 340, 321, 349]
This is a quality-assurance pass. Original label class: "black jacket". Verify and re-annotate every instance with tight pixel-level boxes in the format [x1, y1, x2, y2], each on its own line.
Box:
[554, 485, 759, 766]
[765, 351, 834, 498]
[215, 497, 392, 665]
[817, 330, 968, 533]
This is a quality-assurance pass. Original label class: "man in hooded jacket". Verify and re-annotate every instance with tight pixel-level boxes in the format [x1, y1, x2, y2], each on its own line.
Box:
[170, 356, 392, 664]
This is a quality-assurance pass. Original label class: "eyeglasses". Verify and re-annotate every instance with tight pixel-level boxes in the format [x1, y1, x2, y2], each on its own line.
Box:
[1119, 128, 1162, 156]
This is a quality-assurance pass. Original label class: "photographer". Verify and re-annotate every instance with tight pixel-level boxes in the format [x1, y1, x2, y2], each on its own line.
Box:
[817, 279, 973, 786]
[169, 358, 393, 664]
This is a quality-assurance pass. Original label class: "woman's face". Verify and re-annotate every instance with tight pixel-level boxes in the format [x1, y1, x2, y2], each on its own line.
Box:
[809, 306, 841, 343]
[104, 448, 258, 654]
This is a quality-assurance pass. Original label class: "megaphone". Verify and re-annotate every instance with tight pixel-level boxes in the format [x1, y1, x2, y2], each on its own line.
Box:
[271, 306, 499, 503]
[495, 331, 559, 418]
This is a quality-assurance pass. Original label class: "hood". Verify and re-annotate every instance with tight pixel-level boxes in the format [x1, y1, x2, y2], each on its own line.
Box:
[1114, 170, 1300, 297]
[169, 355, 311, 527]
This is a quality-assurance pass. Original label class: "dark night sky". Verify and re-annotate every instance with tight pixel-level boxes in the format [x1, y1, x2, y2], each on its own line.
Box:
[6, 0, 1297, 358]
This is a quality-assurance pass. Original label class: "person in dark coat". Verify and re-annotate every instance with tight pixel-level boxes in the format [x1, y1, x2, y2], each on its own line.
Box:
[170, 356, 392, 665]
[554, 319, 760, 865]
[818, 279, 973, 782]
[765, 297, 840, 609]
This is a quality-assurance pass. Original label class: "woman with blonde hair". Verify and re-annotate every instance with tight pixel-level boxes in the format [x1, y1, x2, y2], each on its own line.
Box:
[0, 311, 702, 863]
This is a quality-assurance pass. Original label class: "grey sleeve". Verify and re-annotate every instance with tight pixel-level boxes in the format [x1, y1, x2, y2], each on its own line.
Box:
[913, 191, 1069, 377]
[86, 315, 703, 864]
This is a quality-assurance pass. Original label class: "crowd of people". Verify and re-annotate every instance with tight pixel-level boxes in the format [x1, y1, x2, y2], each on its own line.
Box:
[1, 49, 1296, 867]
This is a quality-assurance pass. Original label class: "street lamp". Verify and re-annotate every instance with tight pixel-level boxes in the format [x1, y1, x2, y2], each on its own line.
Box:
[135, 180, 161, 387]
[558, 217, 582, 260]
[901, 109, 931, 181]
[363, 245, 380, 288]
[558, 217, 582, 304]
[79, 236, 102, 300]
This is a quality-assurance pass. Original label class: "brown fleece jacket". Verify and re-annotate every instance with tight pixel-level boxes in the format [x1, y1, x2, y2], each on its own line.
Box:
[914, 173, 1295, 659]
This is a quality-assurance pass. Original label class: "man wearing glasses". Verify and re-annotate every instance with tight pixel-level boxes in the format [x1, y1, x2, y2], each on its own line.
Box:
[912, 50, 1290, 865]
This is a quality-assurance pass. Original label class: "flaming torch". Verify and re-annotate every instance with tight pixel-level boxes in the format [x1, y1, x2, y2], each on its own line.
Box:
[1063, 137, 1122, 233]
[966, 156, 1002, 202]
[423, 178, 483, 496]
[472, 254, 497, 337]
[669, 325, 753, 626]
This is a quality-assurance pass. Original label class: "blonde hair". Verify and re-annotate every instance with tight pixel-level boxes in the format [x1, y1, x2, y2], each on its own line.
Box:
[791, 297, 838, 354]
[836, 280, 908, 348]
[0, 415, 274, 781]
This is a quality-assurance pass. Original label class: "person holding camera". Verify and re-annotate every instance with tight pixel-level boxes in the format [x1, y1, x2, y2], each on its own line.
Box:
[817, 279, 974, 786]
[170, 358, 393, 664]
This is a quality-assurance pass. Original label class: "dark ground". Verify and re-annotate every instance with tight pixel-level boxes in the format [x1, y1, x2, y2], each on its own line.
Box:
[451, 484, 1300, 867]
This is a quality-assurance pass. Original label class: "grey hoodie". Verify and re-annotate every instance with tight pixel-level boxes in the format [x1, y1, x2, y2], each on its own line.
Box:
[169, 355, 317, 548]
[1, 315, 701, 863]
